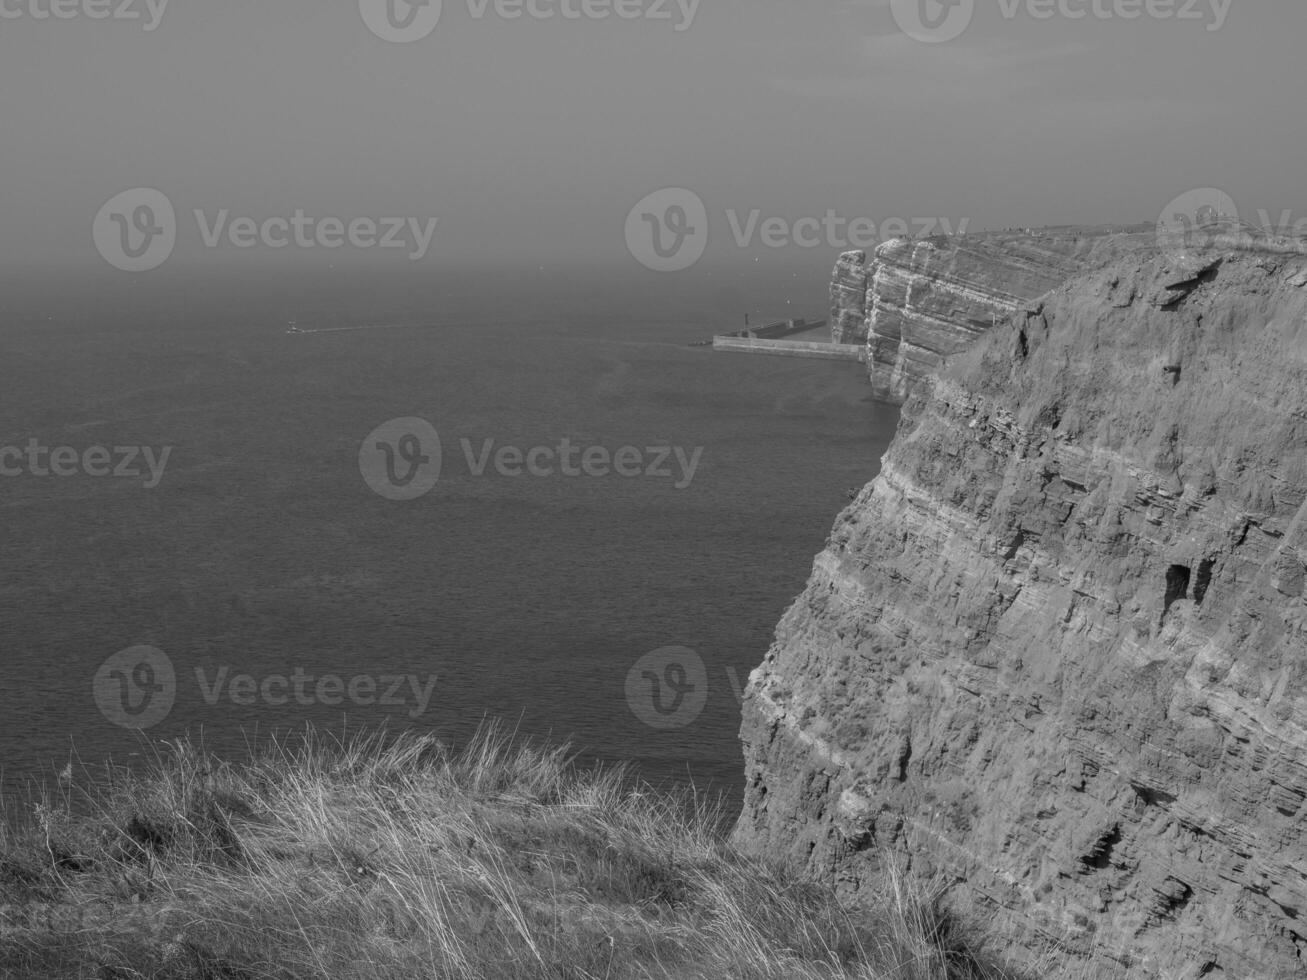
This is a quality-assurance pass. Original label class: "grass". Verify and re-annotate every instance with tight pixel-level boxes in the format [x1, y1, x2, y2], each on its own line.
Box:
[0, 725, 1030, 980]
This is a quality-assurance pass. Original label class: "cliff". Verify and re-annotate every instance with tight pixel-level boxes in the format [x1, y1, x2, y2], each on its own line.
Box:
[739, 247, 1307, 978]
[833, 232, 1152, 403]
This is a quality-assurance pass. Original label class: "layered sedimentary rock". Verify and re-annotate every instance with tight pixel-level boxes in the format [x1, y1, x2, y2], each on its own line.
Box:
[830, 249, 876, 345]
[740, 248, 1307, 978]
[833, 232, 1150, 403]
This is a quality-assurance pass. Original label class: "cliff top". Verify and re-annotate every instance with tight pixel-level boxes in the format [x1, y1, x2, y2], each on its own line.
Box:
[1, 725, 1029, 980]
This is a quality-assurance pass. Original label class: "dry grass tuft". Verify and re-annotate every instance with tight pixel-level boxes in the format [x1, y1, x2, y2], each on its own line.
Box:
[0, 725, 1034, 979]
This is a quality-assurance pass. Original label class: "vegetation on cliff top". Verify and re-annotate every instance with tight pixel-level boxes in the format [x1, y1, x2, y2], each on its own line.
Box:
[0, 725, 1027, 980]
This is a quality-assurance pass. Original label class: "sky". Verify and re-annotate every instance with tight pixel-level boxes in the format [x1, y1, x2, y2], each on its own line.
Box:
[1, 0, 1303, 314]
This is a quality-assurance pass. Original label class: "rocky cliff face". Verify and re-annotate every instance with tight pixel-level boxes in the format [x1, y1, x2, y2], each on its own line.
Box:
[740, 248, 1307, 978]
[833, 233, 1151, 403]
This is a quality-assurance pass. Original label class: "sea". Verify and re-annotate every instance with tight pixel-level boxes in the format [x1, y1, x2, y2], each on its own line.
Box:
[0, 263, 898, 817]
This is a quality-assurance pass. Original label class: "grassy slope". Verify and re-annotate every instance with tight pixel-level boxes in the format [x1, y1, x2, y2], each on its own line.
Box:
[0, 727, 1026, 980]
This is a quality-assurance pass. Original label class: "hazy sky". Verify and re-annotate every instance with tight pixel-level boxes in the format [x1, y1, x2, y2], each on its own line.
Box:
[1, 0, 1303, 299]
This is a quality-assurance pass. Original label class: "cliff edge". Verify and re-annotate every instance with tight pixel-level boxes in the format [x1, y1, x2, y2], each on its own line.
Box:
[833, 232, 1153, 404]
[739, 247, 1307, 978]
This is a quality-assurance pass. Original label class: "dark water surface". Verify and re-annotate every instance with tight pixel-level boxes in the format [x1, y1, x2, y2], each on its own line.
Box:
[0, 288, 896, 815]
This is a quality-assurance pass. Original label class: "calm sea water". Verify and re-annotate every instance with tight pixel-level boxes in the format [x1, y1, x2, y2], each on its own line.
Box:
[0, 276, 895, 814]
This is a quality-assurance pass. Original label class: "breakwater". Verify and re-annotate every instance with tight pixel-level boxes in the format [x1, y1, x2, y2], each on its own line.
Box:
[711, 337, 866, 361]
